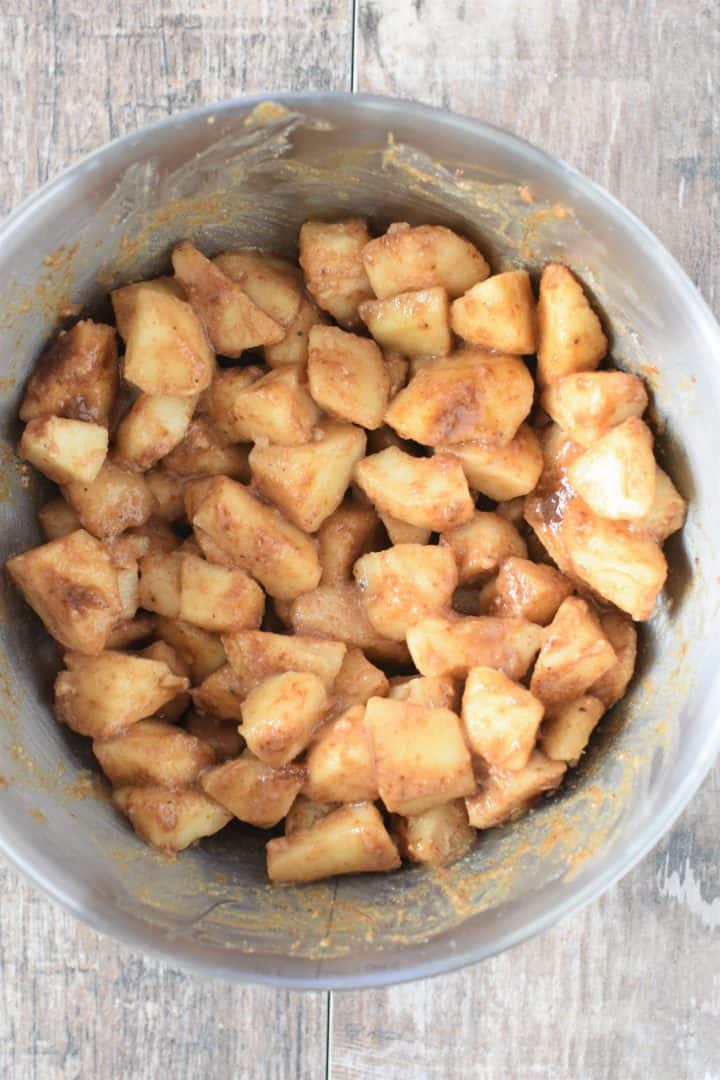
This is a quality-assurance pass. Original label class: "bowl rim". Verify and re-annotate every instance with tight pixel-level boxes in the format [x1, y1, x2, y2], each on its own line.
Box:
[1, 89, 719, 990]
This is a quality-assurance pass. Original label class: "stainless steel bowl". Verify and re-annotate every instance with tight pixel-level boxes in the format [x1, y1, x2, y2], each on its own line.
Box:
[1, 93, 718, 989]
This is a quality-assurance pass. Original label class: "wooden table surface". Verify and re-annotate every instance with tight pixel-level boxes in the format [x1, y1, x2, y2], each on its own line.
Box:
[1, 2, 719, 1077]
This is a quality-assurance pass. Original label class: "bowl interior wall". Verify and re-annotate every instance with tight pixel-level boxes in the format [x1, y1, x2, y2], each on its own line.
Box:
[0, 97, 718, 985]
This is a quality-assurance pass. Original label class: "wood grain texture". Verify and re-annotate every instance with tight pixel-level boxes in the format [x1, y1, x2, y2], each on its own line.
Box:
[1, 1, 719, 1078]
[0, 861, 328, 1080]
[331, 3, 720, 1078]
[0, 0, 354, 215]
[355, 0, 720, 305]
[330, 785, 720, 1080]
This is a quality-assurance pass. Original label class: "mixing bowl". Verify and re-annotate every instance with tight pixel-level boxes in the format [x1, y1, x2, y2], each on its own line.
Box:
[0, 93, 718, 989]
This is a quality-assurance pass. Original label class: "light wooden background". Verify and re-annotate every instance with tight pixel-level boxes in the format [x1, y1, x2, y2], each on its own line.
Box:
[1, 2, 719, 1078]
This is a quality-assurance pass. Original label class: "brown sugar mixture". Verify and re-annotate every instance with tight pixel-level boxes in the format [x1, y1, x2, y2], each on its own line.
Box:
[6, 221, 686, 883]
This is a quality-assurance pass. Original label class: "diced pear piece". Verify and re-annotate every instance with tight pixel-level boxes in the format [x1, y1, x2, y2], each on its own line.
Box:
[20, 320, 118, 425]
[106, 616, 156, 651]
[589, 611, 637, 708]
[139, 639, 190, 677]
[144, 468, 184, 522]
[153, 616, 226, 684]
[354, 446, 474, 532]
[485, 557, 574, 625]
[213, 250, 303, 327]
[185, 710, 244, 761]
[537, 263, 607, 386]
[113, 785, 230, 852]
[331, 648, 389, 713]
[378, 511, 432, 546]
[365, 697, 474, 815]
[304, 704, 378, 803]
[139, 639, 191, 722]
[540, 695, 605, 765]
[289, 583, 410, 665]
[567, 418, 656, 520]
[462, 666, 544, 770]
[192, 476, 322, 600]
[266, 802, 400, 883]
[240, 671, 328, 766]
[121, 284, 215, 395]
[266, 294, 328, 369]
[191, 663, 246, 721]
[20, 417, 107, 484]
[55, 650, 189, 737]
[441, 511, 527, 584]
[105, 536, 141, 622]
[138, 550, 183, 619]
[388, 675, 458, 711]
[451, 270, 536, 353]
[93, 719, 214, 786]
[385, 351, 409, 397]
[221, 629, 346, 696]
[353, 543, 457, 641]
[316, 501, 384, 585]
[307, 325, 390, 429]
[199, 365, 263, 441]
[407, 614, 543, 680]
[250, 420, 366, 532]
[7, 529, 121, 654]
[466, 750, 566, 828]
[385, 351, 533, 445]
[284, 796, 338, 835]
[229, 366, 319, 446]
[111, 276, 185, 339]
[162, 415, 249, 480]
[125, 519, 181, 557]
[359, 286, 451, 357]
[392, 799, 475, 867]
[64, 461, 154, 539]
[640, 466, 687, 543]
[172, 241, 283, 356]
[113, 393, 195, 471]
[200, 755, 305, 828]
[541, 370, 648, 445]
[179, 553, 265, 633]
[530, 597, 616, 709]
[525, 481, 668, 622]
[362, 223, 489, 299]
[538, 420, 585, 479]
[561, 497, 668, 621]
[439, 424, 543, 501]
[299, 218, 374, 329]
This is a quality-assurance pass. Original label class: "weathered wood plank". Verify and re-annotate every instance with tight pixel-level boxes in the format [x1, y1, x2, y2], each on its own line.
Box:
[329, 783, 720, 1079]
[355, 0, 720, 304]
[0, 1, 354, 1077]
[0, 861, 329, 1080]
[0, 0, 355, 215]
[331, 2, 720, 1077]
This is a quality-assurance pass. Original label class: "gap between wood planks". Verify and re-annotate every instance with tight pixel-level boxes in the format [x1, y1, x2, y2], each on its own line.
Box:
[324, 10, 358, 1067]
[325, 990, 334, 1079]
[350, 0, 360, 92]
